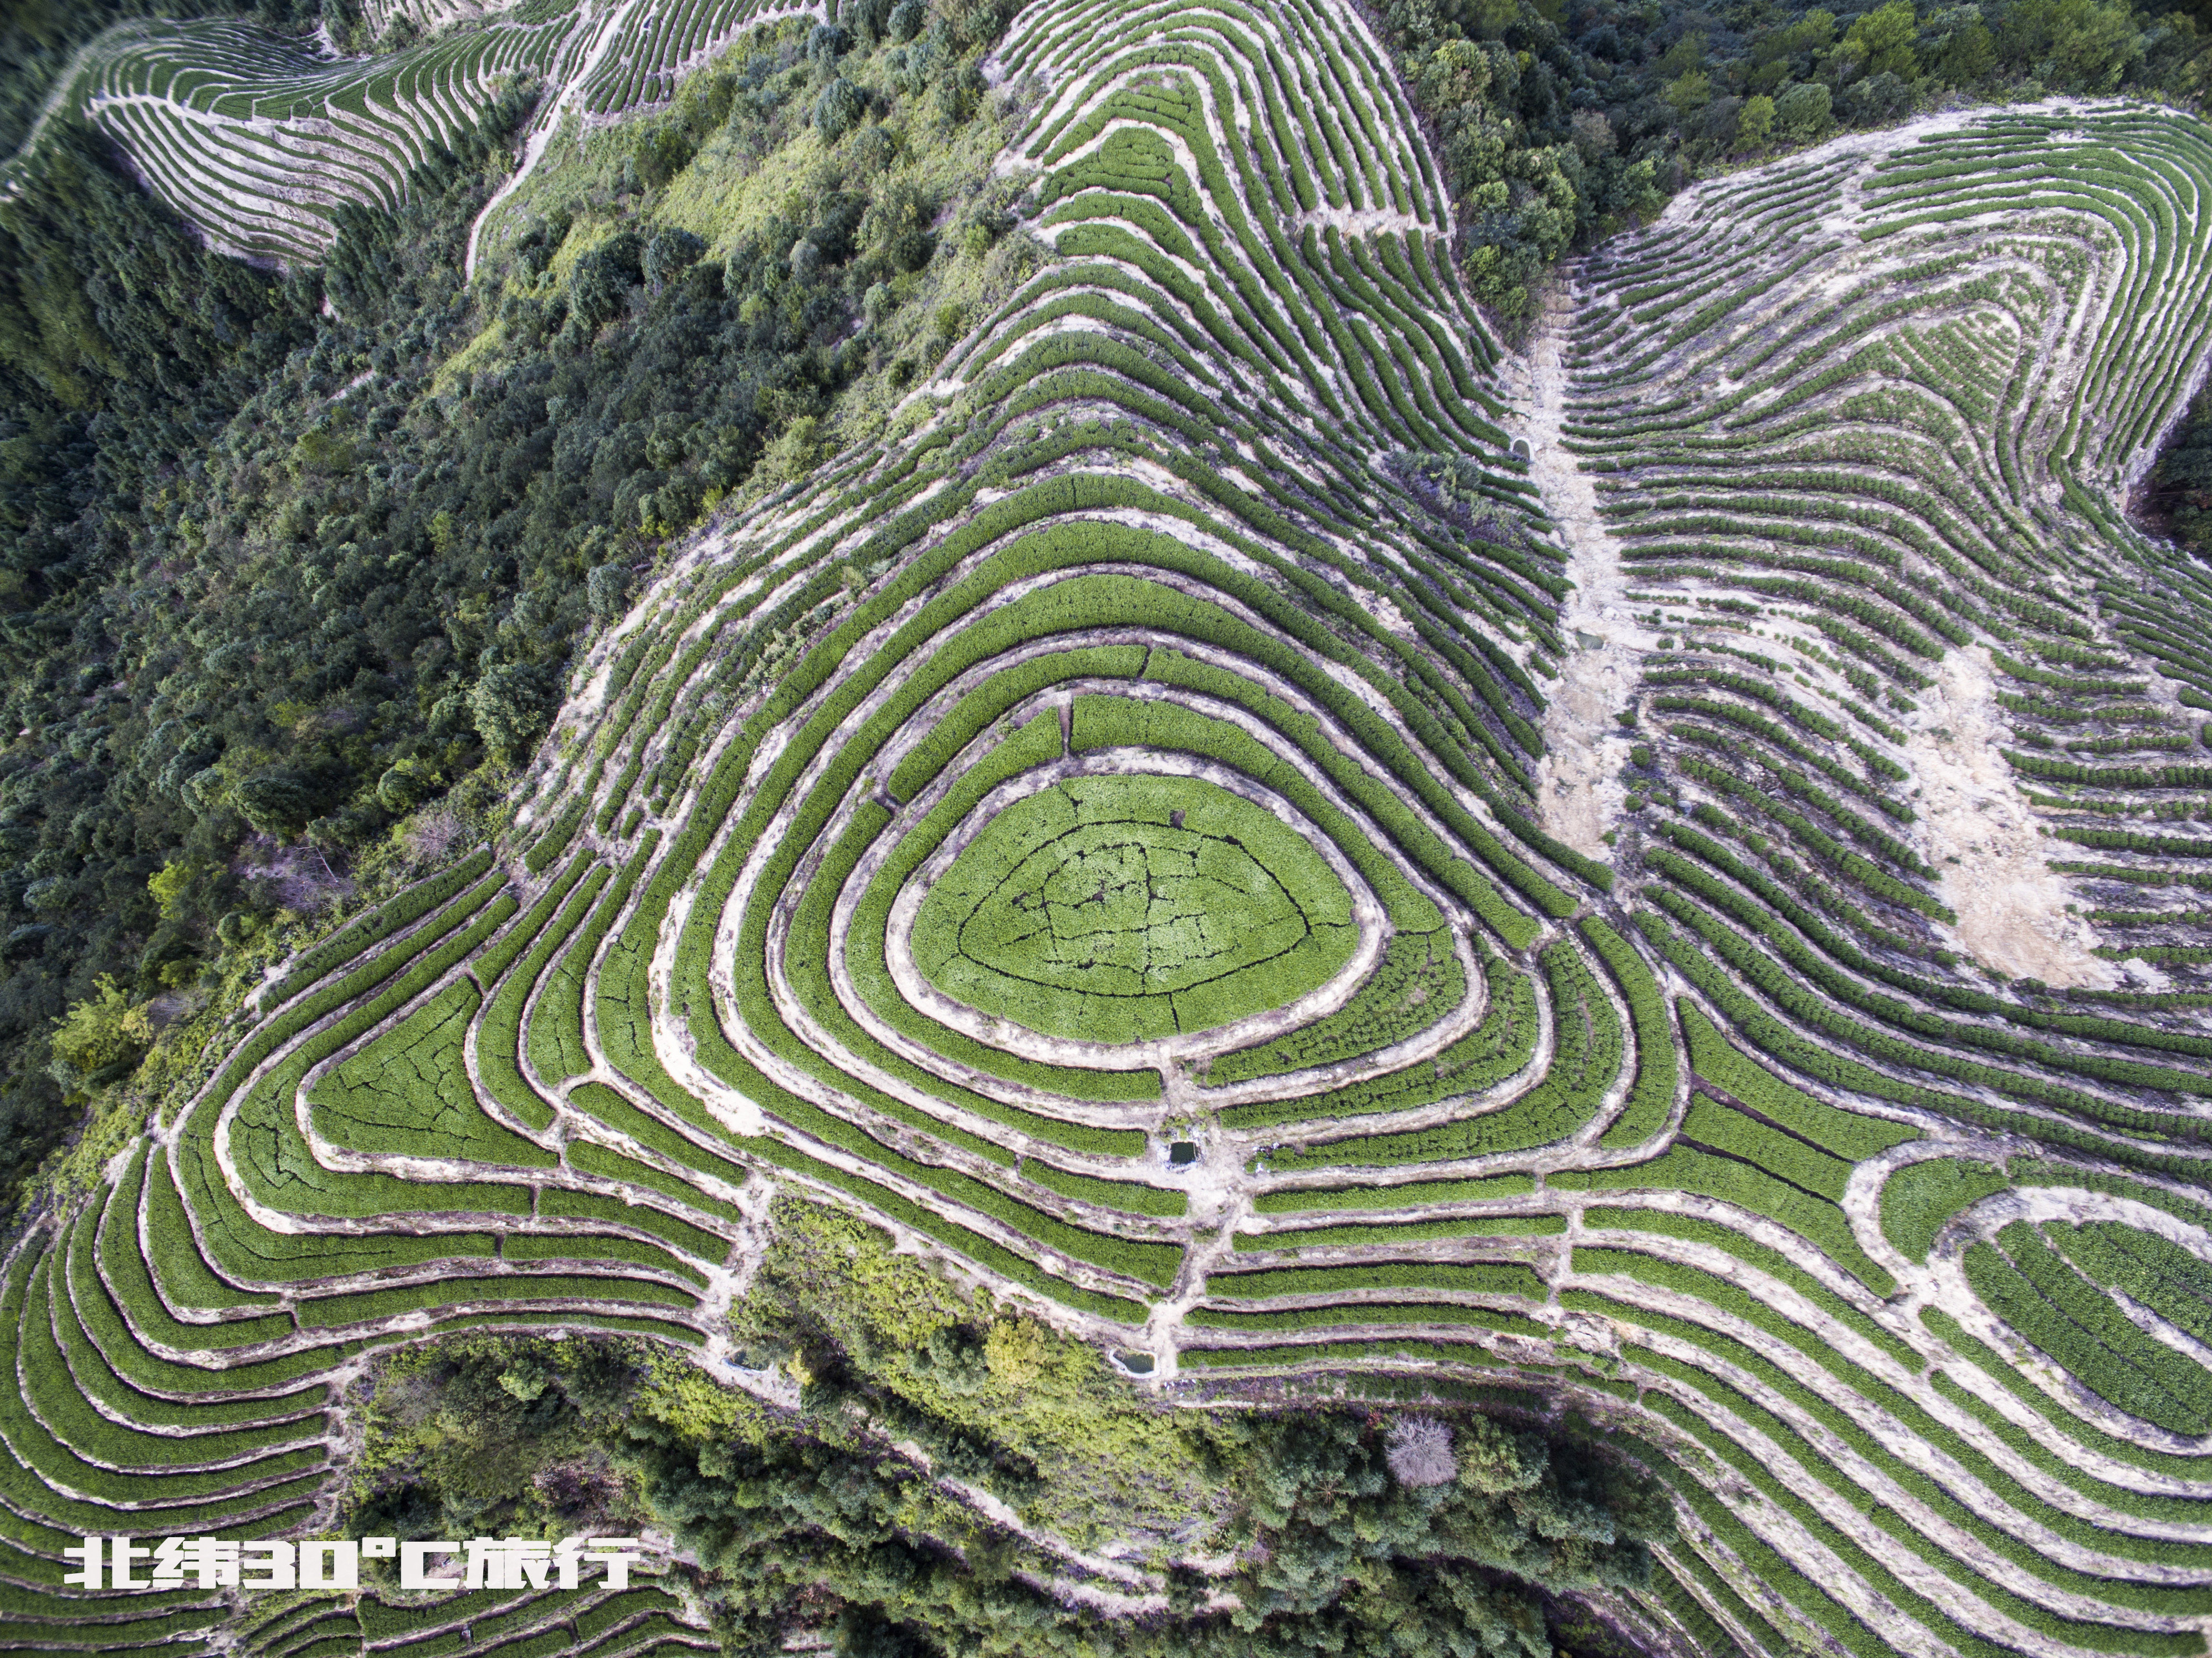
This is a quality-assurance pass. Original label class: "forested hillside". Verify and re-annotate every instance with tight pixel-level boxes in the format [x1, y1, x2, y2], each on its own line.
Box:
[0, 0, 1018, 1197]
[7, 0, 2212, 1653]
[1, 0, 2206, 1216]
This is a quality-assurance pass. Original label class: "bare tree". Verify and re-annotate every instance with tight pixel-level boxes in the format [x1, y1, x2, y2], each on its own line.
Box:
[1386, 1416, 1457, 1487]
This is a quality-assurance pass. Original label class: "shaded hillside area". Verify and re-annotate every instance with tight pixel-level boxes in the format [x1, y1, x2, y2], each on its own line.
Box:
[0, 0, 2205, 1209]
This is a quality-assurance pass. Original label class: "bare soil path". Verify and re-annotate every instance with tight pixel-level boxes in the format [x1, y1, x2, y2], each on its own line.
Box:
[1519, 284, 1641, 864]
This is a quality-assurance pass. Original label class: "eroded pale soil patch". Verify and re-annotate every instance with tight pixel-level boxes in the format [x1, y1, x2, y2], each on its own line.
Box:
[1521, 293, 1638, 863]
[1908, 646, 2118, 989]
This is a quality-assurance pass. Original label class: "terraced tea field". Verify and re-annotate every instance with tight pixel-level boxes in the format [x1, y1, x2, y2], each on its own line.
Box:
[1545, 105, 2212, 1658]
[0, 0, 804, 260]
[13, 0, 2212, 1650]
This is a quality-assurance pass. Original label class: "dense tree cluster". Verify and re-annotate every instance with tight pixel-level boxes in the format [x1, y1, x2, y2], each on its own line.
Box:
[2147, 383, 2212, 552]
[1383, 0, 2212, 318]
[641, 1398, 1668, 1657]
[0, 119, 327, 1172]
[339, 1199, 1672, 1658]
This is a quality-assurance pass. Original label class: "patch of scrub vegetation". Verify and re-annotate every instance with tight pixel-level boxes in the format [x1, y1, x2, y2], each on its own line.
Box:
[341, 1193, 1676, 1654]
[468, 0, 1043, 463]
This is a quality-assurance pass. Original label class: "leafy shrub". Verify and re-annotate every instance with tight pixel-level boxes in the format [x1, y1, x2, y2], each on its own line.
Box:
[469, 662, 554, 761]
[1774, 80, 1834, 144]
[234, 768, 322, 837]
[375, 758, 433, 812]
[47, 975, 149, 1090]
[642, 226, 705, 288]
[587, 561, 634, 620]
[814, 75, 865, 141]
[570, 229, 644, 326]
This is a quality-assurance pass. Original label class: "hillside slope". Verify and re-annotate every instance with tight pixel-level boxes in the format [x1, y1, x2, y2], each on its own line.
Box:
[1, 0, 807, 259]
[1555, 101, 2212, 1658]
[7, 6, 2212, 1657]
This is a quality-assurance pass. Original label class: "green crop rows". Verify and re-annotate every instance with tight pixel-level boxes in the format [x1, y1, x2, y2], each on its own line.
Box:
[1551, 99, 2212, 1658]
[24, 0, 798, 263]
[9, 9, 2212, 1658]
[913, 773, 1356, 1041]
